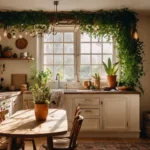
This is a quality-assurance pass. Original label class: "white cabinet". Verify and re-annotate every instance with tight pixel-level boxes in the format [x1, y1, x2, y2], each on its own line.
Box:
[101, 95, 128, 130]
[63, 93, 140, 138]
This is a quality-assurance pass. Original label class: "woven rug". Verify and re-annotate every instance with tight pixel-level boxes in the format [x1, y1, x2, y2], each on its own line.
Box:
[39, 141, 150, 150]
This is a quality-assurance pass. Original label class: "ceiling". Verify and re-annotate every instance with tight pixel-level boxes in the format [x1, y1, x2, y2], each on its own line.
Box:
[0, 0, 150, 15]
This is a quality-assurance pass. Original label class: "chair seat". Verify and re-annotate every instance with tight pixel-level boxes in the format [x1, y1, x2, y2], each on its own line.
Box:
[53, 131, 70, 138]
[42, 138, 70, 149]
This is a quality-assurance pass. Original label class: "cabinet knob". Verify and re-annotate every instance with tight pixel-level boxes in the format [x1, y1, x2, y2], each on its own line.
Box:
[85, 110, 92, 113]
[101, 101, 103, 105]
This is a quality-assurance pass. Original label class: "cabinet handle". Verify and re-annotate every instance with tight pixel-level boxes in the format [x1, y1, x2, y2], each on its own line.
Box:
[85, 99, 91, 101]
[85, 110, 92, 113]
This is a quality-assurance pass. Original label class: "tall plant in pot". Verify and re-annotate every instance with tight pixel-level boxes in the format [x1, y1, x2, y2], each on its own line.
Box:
[30, 68, 52, 121]
[102, 58, 119, 88]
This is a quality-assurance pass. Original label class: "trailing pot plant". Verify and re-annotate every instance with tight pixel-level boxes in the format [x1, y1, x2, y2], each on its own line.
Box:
[2, 46, 13, 58]
[30, 68, 52, 121]
[102, 58, 119, 88]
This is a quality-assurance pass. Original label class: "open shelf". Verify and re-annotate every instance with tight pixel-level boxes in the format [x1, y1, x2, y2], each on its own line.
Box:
[0, 58, 34, 61]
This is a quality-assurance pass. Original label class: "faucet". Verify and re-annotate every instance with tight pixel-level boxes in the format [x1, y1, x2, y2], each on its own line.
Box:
[56, 73, 60, 89]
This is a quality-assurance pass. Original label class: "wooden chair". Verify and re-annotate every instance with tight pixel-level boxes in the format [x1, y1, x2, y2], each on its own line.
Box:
[42, 114, 84, 150]
[54, 105, 81, 138]
[22, 99, 37, 150]
[0, 110, 9, 150]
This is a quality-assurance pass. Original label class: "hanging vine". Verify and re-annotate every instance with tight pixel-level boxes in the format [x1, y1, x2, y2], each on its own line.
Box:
[0, 8, 145, 92]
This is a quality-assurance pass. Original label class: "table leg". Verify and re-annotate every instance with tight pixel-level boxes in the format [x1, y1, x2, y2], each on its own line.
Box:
[47, 137, 53, 150]
[8, 137, 18, 150]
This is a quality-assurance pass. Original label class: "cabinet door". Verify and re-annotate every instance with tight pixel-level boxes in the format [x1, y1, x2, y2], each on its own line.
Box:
[102, 96, 128, 130]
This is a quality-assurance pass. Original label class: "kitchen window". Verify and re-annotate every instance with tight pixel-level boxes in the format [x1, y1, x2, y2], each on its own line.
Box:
[41, 27, 116, 81]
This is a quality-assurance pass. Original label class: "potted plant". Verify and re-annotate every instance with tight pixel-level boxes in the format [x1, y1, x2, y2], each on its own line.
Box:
[92, 73, 101, 89]
[30, 68, 52, 121]
[102, 58, 119, 88]
[2, 46, 13, 58]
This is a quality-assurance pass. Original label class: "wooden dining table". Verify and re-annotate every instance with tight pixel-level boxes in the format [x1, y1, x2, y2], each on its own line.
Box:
[0, 109, 68, 150]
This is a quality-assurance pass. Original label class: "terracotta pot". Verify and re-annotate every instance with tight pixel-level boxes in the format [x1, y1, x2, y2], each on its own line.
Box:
[107, 75, 117, 88]
[34, 104, 49, 121]
[3, 51, 12, 58]
[94, 79, 100, 89]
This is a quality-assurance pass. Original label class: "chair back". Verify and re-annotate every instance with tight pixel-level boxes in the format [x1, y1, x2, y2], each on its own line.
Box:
[0, 110, 8, 122]
[74, 106, 81, 116]
[69, 115, 84, 149]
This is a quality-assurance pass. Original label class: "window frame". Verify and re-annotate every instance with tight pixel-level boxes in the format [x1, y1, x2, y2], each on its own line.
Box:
[40, 26, 116, 82]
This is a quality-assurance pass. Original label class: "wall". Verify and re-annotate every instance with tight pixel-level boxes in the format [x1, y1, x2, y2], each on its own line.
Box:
[138, 15, 150, 127]
[0, 31, 36, 86]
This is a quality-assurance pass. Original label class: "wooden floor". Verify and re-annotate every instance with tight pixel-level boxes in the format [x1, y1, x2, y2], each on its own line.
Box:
[25, 137, 150, 150]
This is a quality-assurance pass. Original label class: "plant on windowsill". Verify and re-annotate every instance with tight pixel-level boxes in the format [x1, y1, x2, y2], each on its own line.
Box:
[30, 68, 52, 121]
[102, 58, 119, 88]
[92, 73, 101, 89]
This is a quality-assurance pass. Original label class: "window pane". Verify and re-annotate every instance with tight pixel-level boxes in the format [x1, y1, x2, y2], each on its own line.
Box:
[64, 66, 74, 79]
[92, 55, 101, 64]
[81, 55, 90, 64]
[103, 55, 112, 64]
[92, 37, 101, 42]
[81, 33, 90, 42]
[92, 66, 101, 75]
[64, 55, 74, 64]
[81, 43, 90, 53]
[54, 65, 63, 77]
[54, 55, 63, 64]
[44, 44, 53, 53]
[64, 44, 74, 53]
[103, 43, 113, 53]
[44, 55, 53, 64]
[80, 65, 91, 78]
[54, 33, 63, 42]
[92, 43, 102, 53]
[44, 34, 53, 42]
[64, 33, 74, 42]
[54, 43, 63, 53]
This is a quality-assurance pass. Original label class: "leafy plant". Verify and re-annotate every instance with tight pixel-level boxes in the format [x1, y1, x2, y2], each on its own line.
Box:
[3, 46, 12, 51]
[92, 73, 100, 80]
[30, 68, 52, 104]
[0, 8, 145, 92]
[102, 58, 119, 76]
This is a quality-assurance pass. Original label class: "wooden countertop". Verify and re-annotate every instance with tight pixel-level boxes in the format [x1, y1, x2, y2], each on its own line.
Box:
[23, 89, 140, 95]
[0, 91, 22, 101]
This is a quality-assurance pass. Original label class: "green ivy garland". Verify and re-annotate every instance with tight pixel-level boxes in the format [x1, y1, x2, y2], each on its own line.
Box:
[0, 8, 145, 92]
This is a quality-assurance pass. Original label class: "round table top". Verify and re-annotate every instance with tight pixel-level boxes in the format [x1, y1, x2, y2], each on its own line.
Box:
[0, 109, 68, 138]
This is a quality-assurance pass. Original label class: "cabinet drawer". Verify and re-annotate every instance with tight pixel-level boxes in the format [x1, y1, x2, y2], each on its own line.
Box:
[81, 108, 99, 117]
[81, 119, 100, 130]
[75, 98, 99, 105]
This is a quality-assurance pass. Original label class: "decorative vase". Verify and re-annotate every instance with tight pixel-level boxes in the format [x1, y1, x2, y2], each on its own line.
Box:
[34, 104, 49, 121]
[94, 79, 100, 89]
[107, 75, 117, 88]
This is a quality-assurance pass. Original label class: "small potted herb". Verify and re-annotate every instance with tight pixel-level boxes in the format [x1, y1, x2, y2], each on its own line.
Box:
[2, 46, 13, 58]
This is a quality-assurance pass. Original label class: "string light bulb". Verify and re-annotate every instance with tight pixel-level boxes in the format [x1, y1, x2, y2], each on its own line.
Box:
[19, 34, 23, 39]
[133, 31, 138, 40]
[3, 30, 7, 37]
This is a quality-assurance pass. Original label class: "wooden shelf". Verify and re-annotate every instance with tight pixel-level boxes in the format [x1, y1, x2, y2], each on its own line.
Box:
[0, 58, 34, 61]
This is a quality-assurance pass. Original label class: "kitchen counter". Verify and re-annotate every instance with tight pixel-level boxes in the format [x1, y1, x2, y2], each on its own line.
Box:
[23, 89, 140, 95]
[0, 91, 22, 101]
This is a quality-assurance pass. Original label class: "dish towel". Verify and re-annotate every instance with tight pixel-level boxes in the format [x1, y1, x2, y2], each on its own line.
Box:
[50, 89, 64, 108]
